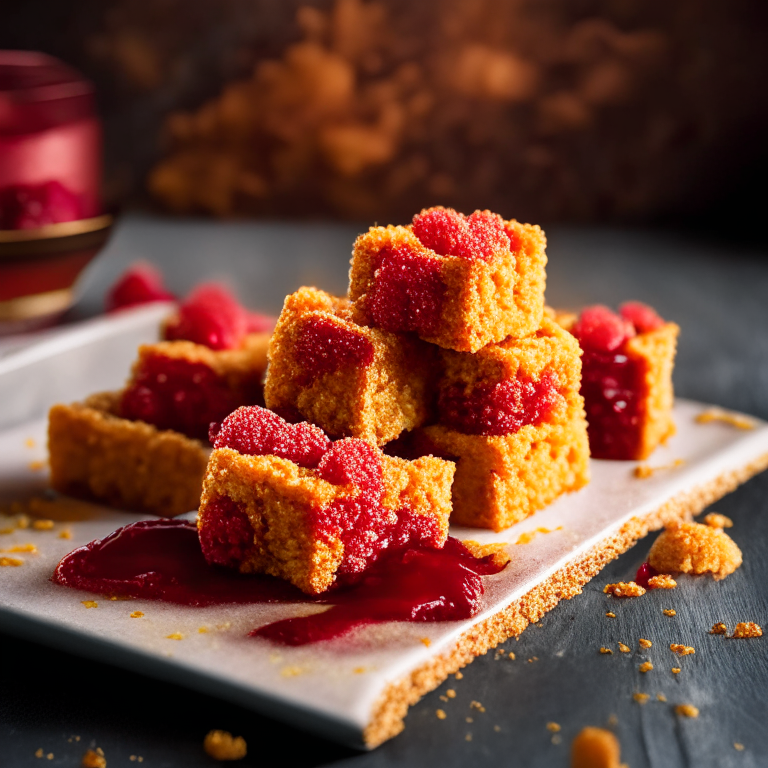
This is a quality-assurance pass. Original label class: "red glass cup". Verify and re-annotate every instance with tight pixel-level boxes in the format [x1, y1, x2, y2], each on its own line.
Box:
[0, 51, 112, 332]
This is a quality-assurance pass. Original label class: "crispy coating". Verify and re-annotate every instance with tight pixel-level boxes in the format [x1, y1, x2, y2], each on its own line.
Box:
[349, 219, 547, 352]
[648, 522, 742, 580]
[48, 393, 208, 517]
[198, 447, 454, 594]
[265, 287, 437, 445]
[570, 727, 623, 768]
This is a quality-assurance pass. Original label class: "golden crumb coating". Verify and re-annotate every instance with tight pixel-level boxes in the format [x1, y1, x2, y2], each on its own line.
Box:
[264, 287, 438, 445]
[732, 622, 762, 638]
[570, 727, 623, 768]
[349, 219, 547, 352]
[48, 393, 208, 517]
[421, 409, 589, 531]
[603, 581, 646, 598]
[198, 447, 454, 595]
[648, 522, 742, 580]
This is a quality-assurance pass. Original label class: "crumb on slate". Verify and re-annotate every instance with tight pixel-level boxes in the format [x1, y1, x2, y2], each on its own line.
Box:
[703, 513, 733, 529]
[710, 622, 727, 635]
[672, 668, 681, 674]
[570, 726, 623, 768]
[604, 581, 646, 598]
[732, 622, 762, 639]
[663, 609, 677, 617]
[436, 709, 447, 720]
[82, 747, 106, 768]
[618, 643, 631, 653]
[600, 647, 613, 655]
[639, 661, 653, 673]
[547, 722, 561, 732]
[675, 704, 699, 718]
[203, 730, 247, 761]
[670, 644, 695, 656]
[633, 693, 649, 704]
[639, 638, 652, 648]
[648, 574, 677, 589]
[605, 612, 616, 618]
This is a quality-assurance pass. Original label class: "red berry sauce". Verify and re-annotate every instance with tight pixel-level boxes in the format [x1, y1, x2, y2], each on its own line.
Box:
[0, 180, 83, 230]
[439, 371, 562, 436]
[294, 317, 375, 383]
[106, 262, 175, 312]
[211, 406, 330, 468]
[370, 247, 446, 336]
[573, 304, 666, 460]
[199, 495, 255, 569]
[120, 353, 250, 441]
[52, 519, 506, 645]
[634, 561, 659, 589]
[165, 284, 248, 350]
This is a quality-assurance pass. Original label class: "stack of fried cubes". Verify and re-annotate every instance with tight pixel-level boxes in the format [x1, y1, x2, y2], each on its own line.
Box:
[265, 207, 590, 532]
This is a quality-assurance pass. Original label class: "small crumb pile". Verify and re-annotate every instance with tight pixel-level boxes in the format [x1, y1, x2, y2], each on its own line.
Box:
[732, 622, 762, 639]
[648, 522, 742, 580]
[670, 644, 695, 656]
[82, 748, 107, 768]
[570, 727, 623, 768]
[647, 574, 676, 590]
[603, 582, 645, 598]
[203, 730, 247, 761]
[674, 704, 699, 718]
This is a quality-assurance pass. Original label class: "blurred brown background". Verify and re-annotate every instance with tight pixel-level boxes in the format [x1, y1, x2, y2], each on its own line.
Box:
[3, 0, 767, 239]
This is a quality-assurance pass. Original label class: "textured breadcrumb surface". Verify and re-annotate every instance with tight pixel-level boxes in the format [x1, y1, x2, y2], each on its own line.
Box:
[265, 287, 437, 445]
[48, 393, 208, 518]
[603, 582, 646, 598]
[647, 574, 677, 589]
[648, 522, 742, 580]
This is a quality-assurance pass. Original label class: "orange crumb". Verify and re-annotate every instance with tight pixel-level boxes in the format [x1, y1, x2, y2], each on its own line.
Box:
[0, 556, 23, 566]
[675, 704, 699, 718]
[634, 459, 685, 478]
[703, 513, 733, 529]
[81, 601, 98, 609]
[639, 661, 653, 673]
[547, 722, 561, 732]
[618, 643, 631, 653]
[648, 574, 677, 589]
[203, 730, 247, 761]
[421, 637, 431, 647]
[82, 747, 107, 768]
[657, 693, 667, 702]
[604, 581, 646, 598]
[663, 609, 677, 617]
[639, 638, 652, 648]
[710, 622, 727, 635]
[649, 522, 742, 580]
[465, 734, 472, 742]
[35, 748, 44, 758]
[446, 689, 456, 698]
[354, 667, 366, 674]
[570, 726, 622, 768]
[461, 540, 512, 568]
[28, 460, 46, 472]
[466, 717, 473, 723]
[58, 529, 72, 540]
[672, 667, 681, 674]
[695, 408, 754, 429]
[528, 657, 538, 663]
[436, 709, 447, 720]
[600, 647, 613, 655]
[633, 693, 649, 704]
[0, 543, 36, 553]
[507, 652, 516, 660]
[734, 743, 745, 751]
[515, 526, 563, 546]
[198, 626, 209, 633]
[470, 700, 486, 712]
[31, 519, 54, 530]
[732, 622, 762, 639]
[670, 644, 695, 656]
[166, 632, 184, 640]
[25, 438, 36, 448]
[130, 611, 144, 618]
[605, 612, 616, 618]
[455, 672, 463, 680]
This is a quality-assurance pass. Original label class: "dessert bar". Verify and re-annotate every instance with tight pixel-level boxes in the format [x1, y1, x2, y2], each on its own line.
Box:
[564, 303, 678, 460]
[349, 207, 547, 352]
[48, 392, 208, 517]
[198, 406, 455, 594]
[264, 287, 437, 445]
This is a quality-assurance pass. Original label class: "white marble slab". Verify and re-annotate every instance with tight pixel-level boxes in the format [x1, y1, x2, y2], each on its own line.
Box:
[1, 401, 767, 748]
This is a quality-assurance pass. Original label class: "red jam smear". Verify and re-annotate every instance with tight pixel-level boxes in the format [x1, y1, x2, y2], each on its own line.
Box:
[634, 561, 659, 589]
[52, 520, 507, 645]
[165, 284, 249, 350]
[294, 317, 375, 383]
[106, 262, 176, 312]
[210, 406, 330, 468]
[370, 247, 446, 336]
[411, 207, 510, 262]
[199, 495, 255, 569]
[439, 372, 562, 436]
[0, 180, 84, 230]
[120, 354, 250, 442]
[620, 301, 665, 334]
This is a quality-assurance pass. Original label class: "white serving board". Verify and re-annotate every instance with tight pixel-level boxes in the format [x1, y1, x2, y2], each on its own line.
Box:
[1, 401, 767, 748]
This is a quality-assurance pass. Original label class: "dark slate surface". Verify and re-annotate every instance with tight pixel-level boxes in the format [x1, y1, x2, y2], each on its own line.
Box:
[2, 216, 767, 767]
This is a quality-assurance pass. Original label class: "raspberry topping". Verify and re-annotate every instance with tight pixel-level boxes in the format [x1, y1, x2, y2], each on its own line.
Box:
[571, 305, 635, 352]
[370, 247, 446, 335]
[164, 283, 249, 350]
[294, 318, 375, 382]
[106, 262, 176, 312]
[411, 206, 510, 261]
[120, 354, 243, 441]
[0, 181, 83, 230]
[211, 406, 331, 468]
[317, 438, 381, 491]
[439, 372, 562, 436]
[620, 301, 665, 334]
[199, 496, 254, 569]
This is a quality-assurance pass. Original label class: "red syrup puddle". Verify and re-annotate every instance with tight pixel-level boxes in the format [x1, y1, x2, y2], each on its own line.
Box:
[52, 519, 506, 646]
[634, 562, 659, 589]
